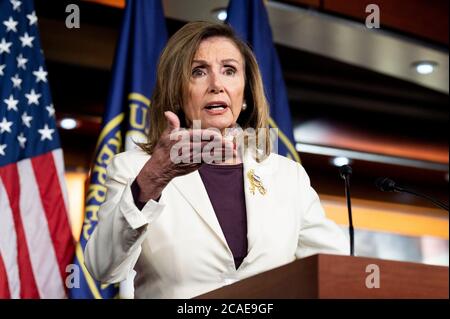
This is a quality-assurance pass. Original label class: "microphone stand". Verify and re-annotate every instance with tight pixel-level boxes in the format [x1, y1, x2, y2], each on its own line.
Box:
[339, 165, 355, 256]
[375, 177, 449, 212]
[396, 185, 448, 211]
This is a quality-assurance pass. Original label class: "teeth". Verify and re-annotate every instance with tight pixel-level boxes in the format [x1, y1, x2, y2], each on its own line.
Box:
[207, 104, 225, 110]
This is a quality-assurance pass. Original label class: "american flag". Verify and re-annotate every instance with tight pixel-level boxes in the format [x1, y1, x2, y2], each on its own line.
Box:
[0, 0, 74, 298]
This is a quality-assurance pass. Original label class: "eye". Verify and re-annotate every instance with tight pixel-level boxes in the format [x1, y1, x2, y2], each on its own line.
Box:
[224, 66, 237, 76]
[191, 68, 205, 77]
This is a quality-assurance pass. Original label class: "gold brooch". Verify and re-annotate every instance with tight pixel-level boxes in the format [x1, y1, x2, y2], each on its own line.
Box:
[247, 169, 267, 195]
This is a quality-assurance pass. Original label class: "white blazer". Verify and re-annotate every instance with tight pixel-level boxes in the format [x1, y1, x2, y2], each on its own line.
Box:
[84, 148, 348, 299]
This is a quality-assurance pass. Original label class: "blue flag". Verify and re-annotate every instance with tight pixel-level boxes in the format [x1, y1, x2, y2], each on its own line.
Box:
[226, 0, 300, 162]
[69, 0, 167, 299]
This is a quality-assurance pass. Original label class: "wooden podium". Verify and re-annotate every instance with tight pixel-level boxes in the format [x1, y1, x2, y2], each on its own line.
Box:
[196, 254, 449, 299]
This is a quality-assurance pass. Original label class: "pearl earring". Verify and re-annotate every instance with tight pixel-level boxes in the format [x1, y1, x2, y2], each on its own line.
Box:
[242, 102, 247, 111]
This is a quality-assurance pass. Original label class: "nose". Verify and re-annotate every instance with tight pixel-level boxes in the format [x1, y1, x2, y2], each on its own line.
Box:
[208, 71, 224, 94]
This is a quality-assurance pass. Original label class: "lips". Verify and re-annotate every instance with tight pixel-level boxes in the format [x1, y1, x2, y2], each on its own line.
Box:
[204, 101, 229, 110]
[203, 101, 229, 115]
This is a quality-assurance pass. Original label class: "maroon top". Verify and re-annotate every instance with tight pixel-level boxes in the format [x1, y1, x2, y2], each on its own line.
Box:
[131, 163, 248, 269]
[198, 163, 248, 269]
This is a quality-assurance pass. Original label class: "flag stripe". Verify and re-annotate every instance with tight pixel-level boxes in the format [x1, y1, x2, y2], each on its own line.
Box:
[52, 149, 70, 217]
[0, 252, 11, 299]
[0, 164, 40, 298]
[17, 157, 66, 298]
[0, 180, 19, 299]
[31, 152, 74, 286]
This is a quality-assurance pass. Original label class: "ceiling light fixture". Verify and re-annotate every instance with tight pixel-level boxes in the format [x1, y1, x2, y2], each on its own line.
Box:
[331, 156, 351, 167]
[412, 61, 437, 75]
[60, 118, 78, 130]
[211, 8, 227, 22]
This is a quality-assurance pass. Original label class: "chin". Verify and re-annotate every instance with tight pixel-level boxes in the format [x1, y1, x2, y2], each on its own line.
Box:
[202, 118, 233, 131]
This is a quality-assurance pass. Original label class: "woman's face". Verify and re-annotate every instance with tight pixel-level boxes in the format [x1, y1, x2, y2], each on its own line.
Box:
[183, 36, 245, 132]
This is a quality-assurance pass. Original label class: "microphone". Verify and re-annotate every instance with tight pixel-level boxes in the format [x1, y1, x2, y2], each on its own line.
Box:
[375, 177, 449, 211]
[339, 165, 355, 256]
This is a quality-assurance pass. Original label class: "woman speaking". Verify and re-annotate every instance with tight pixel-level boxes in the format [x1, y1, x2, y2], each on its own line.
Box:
[84, 21, 348, 299]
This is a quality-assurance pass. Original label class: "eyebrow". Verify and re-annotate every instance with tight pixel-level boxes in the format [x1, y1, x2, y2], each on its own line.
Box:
[192, 59, 241, 66]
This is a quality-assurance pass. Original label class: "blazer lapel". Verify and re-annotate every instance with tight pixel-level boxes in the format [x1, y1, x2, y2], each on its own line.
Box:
[171, 171, 230, 251]
[242, 151, 275, 265]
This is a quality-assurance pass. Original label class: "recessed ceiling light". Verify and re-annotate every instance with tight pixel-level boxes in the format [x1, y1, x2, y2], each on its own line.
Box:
[331, 156, 351, 167]
[412, 61, 437, 75]
[212, 8, 227, 21]
[60, 118, 78, 130]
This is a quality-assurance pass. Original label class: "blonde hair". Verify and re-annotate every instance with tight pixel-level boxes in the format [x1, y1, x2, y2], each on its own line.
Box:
[140, 21, 271, 159]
